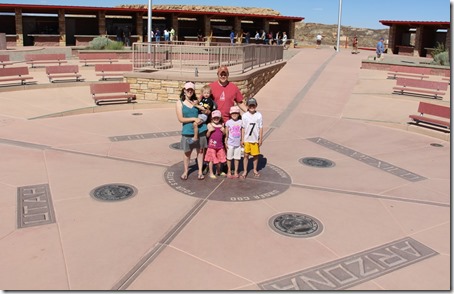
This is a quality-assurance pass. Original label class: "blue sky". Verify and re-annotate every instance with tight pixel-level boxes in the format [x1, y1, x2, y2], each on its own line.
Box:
[5, 0, 451, 29]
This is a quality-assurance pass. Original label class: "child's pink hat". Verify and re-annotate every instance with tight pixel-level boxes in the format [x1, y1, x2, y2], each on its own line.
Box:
[230, 106, 241, 114]
[212, 110, 222, 118]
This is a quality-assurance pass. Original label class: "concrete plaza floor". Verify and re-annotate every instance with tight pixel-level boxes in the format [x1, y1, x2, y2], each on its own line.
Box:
[0, 48, 450, 290]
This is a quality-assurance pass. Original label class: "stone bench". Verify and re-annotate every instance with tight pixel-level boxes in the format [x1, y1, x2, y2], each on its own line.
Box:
[408, 101, 450, 130]
[90, 82, 136, 105]
[25, 53, 67, 68]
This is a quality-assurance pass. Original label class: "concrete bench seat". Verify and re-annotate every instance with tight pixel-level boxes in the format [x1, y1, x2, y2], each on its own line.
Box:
[387, 65, 432, 80]
[90, 82, 136, 105]
[25, 53, 67, 68]
[0, 55, 24, 68]
[392, 77, 448, 99]
[0, 66, 36, 86]
[46, 65, 84, 83]
[79, 53, 119, 66]
[409, 101, 450, 130]
[95, 63, 133, 80]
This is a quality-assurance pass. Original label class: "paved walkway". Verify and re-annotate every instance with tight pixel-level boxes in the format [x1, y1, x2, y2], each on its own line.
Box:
[0, 48, 450, 290]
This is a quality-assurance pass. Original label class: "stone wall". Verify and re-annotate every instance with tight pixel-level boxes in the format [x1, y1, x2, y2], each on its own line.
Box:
[124, 62, 286, 102]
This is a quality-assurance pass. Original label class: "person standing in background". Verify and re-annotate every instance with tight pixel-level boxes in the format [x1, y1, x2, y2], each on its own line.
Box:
[352, 35, 358, 54]
[123, 26, 131, 47]
[116, 27, 124, 44]
[376, 37, 385, 60]
[170, 27, 175, 41]
[316, 34, 322, 48]
[155, 28, 161, 42]
[230, 30, 235, 44]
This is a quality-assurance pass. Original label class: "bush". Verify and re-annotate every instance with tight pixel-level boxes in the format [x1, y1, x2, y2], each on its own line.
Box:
[430, 42, 449, 66]
[106, 41, 125, 50]
[433, 51, 450, 66]
[87, 36, 124, 50]
[431, 42, 446, 56]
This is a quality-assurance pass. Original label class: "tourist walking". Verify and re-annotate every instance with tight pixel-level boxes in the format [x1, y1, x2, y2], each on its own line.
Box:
[316, 34, 322, 48]
[352, 35, 358, 54]
[376, 37, 385, 60]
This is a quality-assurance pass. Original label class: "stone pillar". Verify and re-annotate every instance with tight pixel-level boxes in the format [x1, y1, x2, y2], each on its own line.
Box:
[0, 33, 6, 50]
[171, 14, 179, 41]
[58, 9, 66, 46]
[414, 25, 423, 57]
[136, 12, 143, 42]
[98, 11, 106, 35]
[388, 25, 397, 54]
[445, 28, 451, 53]
[203, 15, 211, 41]
[15, 8, 23, 47]
[234, 16, 241, 35]
[288, 20, 295, 40]
[263, 19, 270, 34]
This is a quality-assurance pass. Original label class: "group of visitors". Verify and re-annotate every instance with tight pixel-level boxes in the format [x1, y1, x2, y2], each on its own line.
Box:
[253, 30, 288, 45]
[149, 27, 176, 42]
[176, 66, 263, 180]
[116, 26, 132, 47]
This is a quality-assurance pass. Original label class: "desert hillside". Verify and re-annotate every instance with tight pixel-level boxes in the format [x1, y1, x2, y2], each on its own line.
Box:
[296, 22, 388, 48]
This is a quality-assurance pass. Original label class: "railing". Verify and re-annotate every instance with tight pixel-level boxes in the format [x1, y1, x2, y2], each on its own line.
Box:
[132, 41, 284, 74]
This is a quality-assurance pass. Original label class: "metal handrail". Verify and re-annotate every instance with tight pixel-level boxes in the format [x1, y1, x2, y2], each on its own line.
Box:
[132, 41, 284, 74]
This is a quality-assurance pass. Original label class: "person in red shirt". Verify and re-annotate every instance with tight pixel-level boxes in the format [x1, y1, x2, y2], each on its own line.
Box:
[209, 66, 247, 122]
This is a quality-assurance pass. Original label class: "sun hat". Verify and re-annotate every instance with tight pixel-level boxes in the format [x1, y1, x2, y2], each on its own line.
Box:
[217, 66, 229, 75]
[184, 82, 195, 89]
[230, 106, 241, 114]
[212, 110, 222, 118]
[246, 97, 257, 106]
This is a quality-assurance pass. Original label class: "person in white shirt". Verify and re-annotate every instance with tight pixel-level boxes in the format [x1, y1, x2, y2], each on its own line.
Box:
[240, 97, 263, 179]
[316, 34, 322, 48]
[282, 32, 288, 47]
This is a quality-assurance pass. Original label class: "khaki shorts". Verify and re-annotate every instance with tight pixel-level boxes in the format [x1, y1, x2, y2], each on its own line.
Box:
[226, 145, 242, 160]
[180, 135, 207, 153]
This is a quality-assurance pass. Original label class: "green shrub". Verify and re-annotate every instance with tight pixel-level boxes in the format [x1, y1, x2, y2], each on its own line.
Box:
[106, 41, 125, 50]
[433, 51, 450, 66]
[87, 36, 124, 50]
[431, 42, 446, 56]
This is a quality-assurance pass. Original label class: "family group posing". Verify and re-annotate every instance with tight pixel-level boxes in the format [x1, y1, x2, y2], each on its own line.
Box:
[175, 66, 263, 181]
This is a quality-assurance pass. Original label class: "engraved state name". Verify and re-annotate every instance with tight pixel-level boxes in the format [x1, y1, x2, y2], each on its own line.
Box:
[259, 237, 437, 290]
